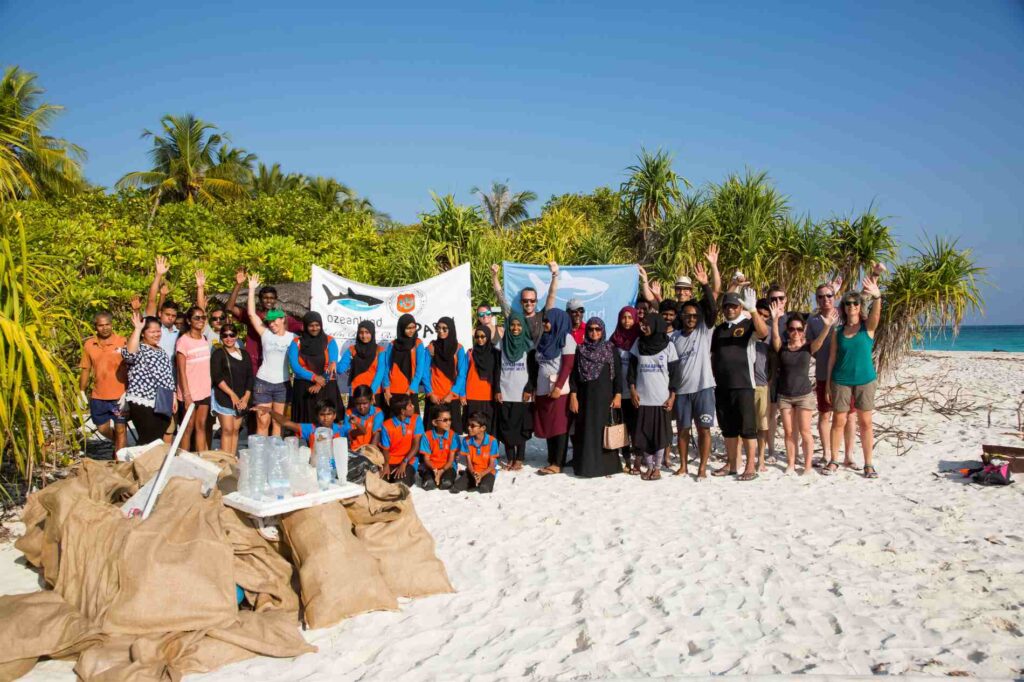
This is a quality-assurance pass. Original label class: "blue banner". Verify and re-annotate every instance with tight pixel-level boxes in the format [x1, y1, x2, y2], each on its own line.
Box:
[502, 262, 639, 325]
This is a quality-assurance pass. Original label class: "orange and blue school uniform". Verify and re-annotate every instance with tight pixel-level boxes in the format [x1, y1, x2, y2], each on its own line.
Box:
[336, 342, 386, 394]
[347, 405, 384, 450]
[380, 340, 430, 395]
[464, 349, 499, 402]
[419, 429, 461, 471]
[423, 344, 469, 399]
[287, 336, 340, 380]
[297, 421, 350, 450]
[380, 413, 425, 467]
[458, 432, 501, 476]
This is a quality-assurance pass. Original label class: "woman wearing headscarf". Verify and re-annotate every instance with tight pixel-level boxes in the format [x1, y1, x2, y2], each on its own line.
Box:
[569, 317, 622, 478]
[288, 311, 341, 423]
[610, 306, 641, 472]
[382, 313, 429, 416]
[628, 314, 680, 480]
[337, 320, 386, 403]
[424, 316, 468, 432]
[529, 308, 576, 475]
[462, 324, 501, 434]
[496, 311, 534, 470]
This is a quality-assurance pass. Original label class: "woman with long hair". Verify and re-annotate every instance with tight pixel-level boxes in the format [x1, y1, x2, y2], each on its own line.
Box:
[121, 312, 176, 444]
[210, 323, 253, 455]
[176, 305, 212, 450]
[570, 317, 623, 478]
[288, 311, 341, 423]
[825, 276, 883, 478]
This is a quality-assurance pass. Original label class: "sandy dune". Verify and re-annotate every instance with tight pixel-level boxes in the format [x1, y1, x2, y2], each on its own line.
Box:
[4, 351, 1024, 680]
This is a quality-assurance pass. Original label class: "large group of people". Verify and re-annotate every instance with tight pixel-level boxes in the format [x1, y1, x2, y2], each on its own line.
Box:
[78, 249, 886, 495]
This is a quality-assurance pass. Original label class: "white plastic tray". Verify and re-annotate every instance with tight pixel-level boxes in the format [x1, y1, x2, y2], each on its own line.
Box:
[222, 482, 364, 518]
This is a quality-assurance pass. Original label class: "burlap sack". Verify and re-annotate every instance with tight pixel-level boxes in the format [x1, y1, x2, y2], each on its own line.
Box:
[16, 459, 137, 586]
[101, 479, 238, 635]
[129, 443, 172, 484]
[280, 503, 397, 629]
[55, 497, 131, 625]
[353, 493, 454, 599]
[341, 471, 407, 526]
[0, 590, 103, 680]
[219, 507, 299, 613]
[357, 443, 386, 467]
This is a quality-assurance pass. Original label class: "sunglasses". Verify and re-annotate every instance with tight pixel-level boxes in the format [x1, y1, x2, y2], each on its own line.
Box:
[843, 301, 860, 307]
[586, 326, 602, 332]
[434, 417, 451, 422]
[770, 296, 786, 302]
[816, 293, 834, 299]
[521, 298, 537, 304]
[787, 326, 804, 333]
[474, 334, 487, 339]
[191, 314, 207, 321]
[210, 315, 225, 322]
[221, 332, 237, 339]
[477, 311, 492, 318]
[437, 326, 449, 332]
[681, 313, 699, 320]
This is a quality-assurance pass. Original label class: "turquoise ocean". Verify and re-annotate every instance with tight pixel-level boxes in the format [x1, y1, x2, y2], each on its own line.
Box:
[916, 325, 1024, 353]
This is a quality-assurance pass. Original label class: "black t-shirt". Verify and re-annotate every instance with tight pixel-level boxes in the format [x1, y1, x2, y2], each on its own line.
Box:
[777, 343, 813, 397]
[711, 318, 756, 389]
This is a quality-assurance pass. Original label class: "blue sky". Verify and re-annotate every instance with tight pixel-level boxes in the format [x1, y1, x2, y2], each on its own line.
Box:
[3, 1, 1022, 322]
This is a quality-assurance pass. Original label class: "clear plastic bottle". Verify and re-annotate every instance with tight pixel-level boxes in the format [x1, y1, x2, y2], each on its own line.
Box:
[236, 449, 251, 497]
[268, 439, 290, 500]
[314, 427, 334, 490]
[247, 435, 267, 499]
[284, 436, 304, 495]
[333, 437, 349, 484]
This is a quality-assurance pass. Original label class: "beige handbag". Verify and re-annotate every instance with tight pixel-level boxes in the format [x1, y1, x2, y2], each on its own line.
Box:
[603, 409, 627, 450]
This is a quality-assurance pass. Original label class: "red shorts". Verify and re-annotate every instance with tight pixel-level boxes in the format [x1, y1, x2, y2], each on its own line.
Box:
[815, 381, 856, 414]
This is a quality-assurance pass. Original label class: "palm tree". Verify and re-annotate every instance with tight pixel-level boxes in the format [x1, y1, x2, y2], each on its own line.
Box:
[0, 66, 86, 201]
[213, 146, 257, 187]
[874, 236, 984, 375]
[470, 180, 537, 230]
[826, 208, 898, 292]
[620, 148, 688, 260]
[115, 114, 250, 225]
[302, 176, 356, 210]
[251, 162, 305, 197]
[419, 192, 488, 270]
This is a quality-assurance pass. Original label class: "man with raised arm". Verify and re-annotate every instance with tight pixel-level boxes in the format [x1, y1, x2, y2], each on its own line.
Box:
[490, 260, 560, 344]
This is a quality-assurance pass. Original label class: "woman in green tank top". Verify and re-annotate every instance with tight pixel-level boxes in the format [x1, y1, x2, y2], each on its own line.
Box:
[824, 276, 882, 479]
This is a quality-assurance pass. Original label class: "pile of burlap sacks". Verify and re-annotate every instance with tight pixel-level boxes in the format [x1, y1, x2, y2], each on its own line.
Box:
[0, 444, 453, 681]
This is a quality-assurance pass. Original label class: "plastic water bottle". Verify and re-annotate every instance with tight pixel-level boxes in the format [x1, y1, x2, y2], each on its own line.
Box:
[247, 435, 267, 499]
[268, 439, 290, 500]
[314, 427, 334, 490]
[284, 437, 304, 495]
[333, 437, 349, 484]
[236, 449, 251, 497]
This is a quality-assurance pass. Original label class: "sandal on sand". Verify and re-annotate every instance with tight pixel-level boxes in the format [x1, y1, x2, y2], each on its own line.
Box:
[648, 470, 662, 481]
[822, 461, 839, 476]
[738, 472, 758, 481]
[537, 466, 560, 476]
[843, 461, 863, 471]
[673, 467, 688, 477]
[863, 465, 879, 479]
[711, 467, 736, 477]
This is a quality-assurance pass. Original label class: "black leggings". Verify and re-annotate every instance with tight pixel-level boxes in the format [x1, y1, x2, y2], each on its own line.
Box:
[451, 471, 496, 494]
[504, 442, 527, 462]
[130, 403, 171, 444]
[546, 434, 569, 467]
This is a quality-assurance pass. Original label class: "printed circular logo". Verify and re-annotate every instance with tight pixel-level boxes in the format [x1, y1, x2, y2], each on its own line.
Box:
[732, 327, 746, 337]
[699, 414, 713, 425]
[388, 288, 427, 317]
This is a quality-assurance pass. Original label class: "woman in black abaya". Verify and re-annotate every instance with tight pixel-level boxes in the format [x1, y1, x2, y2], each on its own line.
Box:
[569, 317, 623, 478]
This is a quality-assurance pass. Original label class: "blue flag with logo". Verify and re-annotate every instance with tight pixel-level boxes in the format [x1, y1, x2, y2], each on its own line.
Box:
[502, 262, 639, 324]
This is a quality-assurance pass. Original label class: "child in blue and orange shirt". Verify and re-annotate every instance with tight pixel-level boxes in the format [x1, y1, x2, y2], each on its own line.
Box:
[419, 404, 460, 491]
[266, 399, 363, 449]
[346, 385, 384, 451]
[381, 393, 424, 486]
[451, 411, 500, 494]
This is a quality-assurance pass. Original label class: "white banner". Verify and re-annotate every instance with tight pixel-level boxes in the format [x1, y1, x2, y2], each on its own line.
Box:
[310, 264, 473, 344]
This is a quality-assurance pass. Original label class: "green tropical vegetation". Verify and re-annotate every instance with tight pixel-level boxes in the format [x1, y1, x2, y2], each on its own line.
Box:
[0, 65, 987, 488]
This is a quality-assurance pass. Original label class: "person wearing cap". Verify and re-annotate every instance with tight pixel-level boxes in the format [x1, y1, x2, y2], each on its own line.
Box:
[566, 298, 586, 344]
[227, 267, 304, 374]
[490, 261, 560, 345]
[825, 275, 883, 479]
[638, 244, 722, 305]
[710, 288, 769, 480]
[246, 274, 296, 436]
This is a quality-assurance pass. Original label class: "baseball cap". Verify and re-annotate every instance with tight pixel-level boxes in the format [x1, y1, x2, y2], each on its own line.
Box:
[674, 276, 693, 289]
[566, 298, 585, 311]
[264, 309, 286, 322]
[722, 293, 742, 308]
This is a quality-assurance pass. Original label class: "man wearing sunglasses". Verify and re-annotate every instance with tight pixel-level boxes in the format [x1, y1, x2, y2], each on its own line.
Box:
[807, 279, 856, 467]
[490, 261, 560, 345]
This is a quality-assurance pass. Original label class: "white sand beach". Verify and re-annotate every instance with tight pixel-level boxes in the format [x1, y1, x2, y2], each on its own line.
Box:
[4, 350, 1024, 680]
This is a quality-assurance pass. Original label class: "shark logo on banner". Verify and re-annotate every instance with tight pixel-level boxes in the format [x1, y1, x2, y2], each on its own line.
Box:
[502, 261, 639, 324]
[311, 264, 472, 343]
